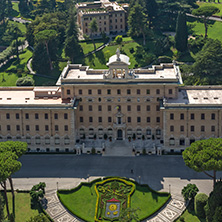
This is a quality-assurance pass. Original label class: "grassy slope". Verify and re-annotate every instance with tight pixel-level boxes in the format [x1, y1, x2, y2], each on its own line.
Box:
[3, 192, 40, 222]
[58, 182, 169, 222]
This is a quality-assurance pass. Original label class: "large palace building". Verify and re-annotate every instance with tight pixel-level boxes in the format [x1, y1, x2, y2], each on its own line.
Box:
[76, 0, 128, 36]
[1, 50, 222, 155]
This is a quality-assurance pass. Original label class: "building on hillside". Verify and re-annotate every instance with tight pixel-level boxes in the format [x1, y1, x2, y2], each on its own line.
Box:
[76, 0, 128, 36]
[0, 50, 222, 155]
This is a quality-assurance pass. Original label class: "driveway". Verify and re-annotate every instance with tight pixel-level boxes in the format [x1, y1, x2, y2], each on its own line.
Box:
[12, 154, 222, 196]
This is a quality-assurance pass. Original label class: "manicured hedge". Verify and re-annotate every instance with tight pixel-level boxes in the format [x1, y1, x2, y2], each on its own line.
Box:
[194, 193, 208, 218]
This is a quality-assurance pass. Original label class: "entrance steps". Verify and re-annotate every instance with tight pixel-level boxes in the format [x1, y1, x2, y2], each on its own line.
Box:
[103, 140, 135, 157]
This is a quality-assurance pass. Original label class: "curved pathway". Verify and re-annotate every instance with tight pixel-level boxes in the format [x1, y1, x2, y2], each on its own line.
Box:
[42, 182, 186, 222]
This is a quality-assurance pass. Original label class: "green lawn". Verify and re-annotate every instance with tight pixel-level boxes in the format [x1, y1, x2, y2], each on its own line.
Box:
[176, 203, 206, 222]
[80, 40, 105, 54]
[3, 192, 41, 222]
[197, 2, 222, 16]
[7, 20, 27, 35]
[58, 178, 170, 222]
[187, 16, 222, 41]
[11, 2, 20, 17]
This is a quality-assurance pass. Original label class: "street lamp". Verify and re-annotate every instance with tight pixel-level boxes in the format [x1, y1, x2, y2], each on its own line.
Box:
[138, 176, 141, 184]
[57, 182, 58, 190]
[169, 184, 171, 194]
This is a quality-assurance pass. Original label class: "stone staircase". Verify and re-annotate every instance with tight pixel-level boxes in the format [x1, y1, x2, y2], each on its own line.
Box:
[103, 140, 134, 157]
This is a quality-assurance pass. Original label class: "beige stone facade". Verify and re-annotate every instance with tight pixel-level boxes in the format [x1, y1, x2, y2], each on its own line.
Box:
[0, 52, 222, 154]
[76, 0, 128, 36]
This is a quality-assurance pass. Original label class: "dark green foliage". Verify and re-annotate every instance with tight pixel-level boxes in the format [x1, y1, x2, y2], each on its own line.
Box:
[192, 39, 222, 78]
[205, 181, 222, 222]
[16, 76, 34, 86]
[0, 141, 27, 157]
[30, 182, 46, 208]
[182, 138, 222, 186]
[154, 37, 170, 56]
[91, 147, 96, 154]
[175, 12, 188, 52]
[194, 193, 208, 218]
[158, 56, 172, 63]
[213, 206, 222, 222]
[181, 184, 199, 201]
[188, 36, 207, 54]
[26, 213, 50, 222]
[115, 35, 123, 45]
[89, 18, 98, 50]
[0, 193, 4, 221]
[145, 0, 158, 28]
[119, 207, 140, 222]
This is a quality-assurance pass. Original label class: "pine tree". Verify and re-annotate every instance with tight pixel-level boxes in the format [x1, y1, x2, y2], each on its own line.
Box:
[175, 12, 188, 52]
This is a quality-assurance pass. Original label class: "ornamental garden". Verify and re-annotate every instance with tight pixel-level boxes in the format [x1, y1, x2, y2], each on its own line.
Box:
[57, 177, 170, 221]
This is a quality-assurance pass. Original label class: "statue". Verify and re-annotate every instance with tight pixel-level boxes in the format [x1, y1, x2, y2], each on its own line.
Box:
[116, 48, 120, 61]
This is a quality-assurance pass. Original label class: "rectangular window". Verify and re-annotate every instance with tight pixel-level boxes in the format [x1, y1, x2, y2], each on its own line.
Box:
[35, 113, 39, 120]
[211, 113, 215, 120]
[98, 105, 102, 111]
[80, 105, 83, 111]
[180, 125, 184, 132]
[180, 139, 185, 146]
[137, 117, 141, 123]
[201, 125, 205, 132]
[45, 113, 48, 119]
[88, 89, 92, 95]
[98, 89, 101, 95]
[128, 117, 131, 123]
[54, 113, 58, 119]
[26, 125, 30, 131]
[98, 117, 102, 122]
[55, 125, 59, 131]
[191, 113, 195, 120]
[137, 89, 140, 95]
[147, 105, 150, 111]
[107, 89, 111, 95]
[16, 113, 20, 119]
[67, 89, 70, 95]
[211, 126, 215, 132]
[156, 105, 160, 111]
[191, 125, 195, 132]
[64, 113, 68, 119]
[156, 117, 160, 123]
[79, 89, 82, 95]
[137, 105, 141, 112]
[80, 117, 83, 122]
[108, 105, 111, 111]
[180, 113, 184, 120]
[89, 105, 93, 111]
[64, 125, 68, 131]
[169, 89, 173, 94]
[147, 117, 150, 123]
[156, 89, 160, 94]
[201, 113, 205, 120]
[108, 117, 112, 123]
[127, 89, 131, 95]
[89, 117, 93, 122]
[35, 125, 39, 131]
[6, 113, 10, 119]
[7, 125, 10, 131]
[25, 113, 29, 119]
[170, 113, 174, 120]
[45, 125, 49, 131]
[147, 89, 150, 94]
[117, 89, 121, 94]
[127, 105, 131, 111]
[170, 125, 174, 132]
[16, 125, 20, 131]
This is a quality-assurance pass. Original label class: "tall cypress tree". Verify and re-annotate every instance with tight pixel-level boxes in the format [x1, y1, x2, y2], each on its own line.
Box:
[175, 12, 188, 52]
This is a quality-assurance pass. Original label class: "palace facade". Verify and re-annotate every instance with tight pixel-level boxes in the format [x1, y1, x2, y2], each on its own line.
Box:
[0, 50, 222, 155]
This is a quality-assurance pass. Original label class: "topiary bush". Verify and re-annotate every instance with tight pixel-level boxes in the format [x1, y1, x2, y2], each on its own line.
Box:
[194, 193, 208, 218]
[16, 76, 34, 86]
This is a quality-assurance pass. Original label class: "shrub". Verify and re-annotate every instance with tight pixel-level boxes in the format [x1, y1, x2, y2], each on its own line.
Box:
[16, 76, 34, 86]
[158, 56, 172, 63]
[179, 217, 185, 222]
[181, 184, 199, 201]
[91, 147, 96, 154]
[115, 35, 123, 45]
[142, 148, 146, 155]
[129, 47, 134, 54]
[194, 193, 208, 218]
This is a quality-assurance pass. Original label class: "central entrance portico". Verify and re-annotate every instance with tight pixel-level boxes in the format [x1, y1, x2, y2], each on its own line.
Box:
[117, 129, 123, 140]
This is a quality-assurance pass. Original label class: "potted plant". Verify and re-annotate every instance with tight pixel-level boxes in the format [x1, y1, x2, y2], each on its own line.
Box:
[128, 136, 131, 142]
[104, 133, 108, 140]
[132, 133, 136, 140]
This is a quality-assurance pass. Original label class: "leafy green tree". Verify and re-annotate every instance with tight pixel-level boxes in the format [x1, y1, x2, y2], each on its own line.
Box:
[145, 0, 158, 28]
[30, 182, 46, 208]
[0, 0, 12, 25]
[128, 3, 147, 45]
[115, 35, 123, 45]
[26, 213, 50, 222]
[0, 193, 5, 221]
[19, 0, 30, 15]
[183, 138, 222, 187]
[119, 208, 140, 222]
[175, 12, 188, 52]
[194, 193, 208, 218]
[181, 184, 199, 201]
[89, 18, 98, 50]
[35, 29, 57, 70]
[192, 6, 220, 38]
[205, 181, 222, 222]
[192, 39, 222, 78]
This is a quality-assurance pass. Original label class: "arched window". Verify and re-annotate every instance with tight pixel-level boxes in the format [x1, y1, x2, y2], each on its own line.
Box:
[26, 136, 31, 145]
[108, 128, 113, 135]
[45, 137, 50, 145]
[156, 129, 161, 135]
[146, 129, 151, 135]
[169, 138, 175, 146]
[98, 128, 103, 139]
[35, 136, 41, 145]
[64, 136, 70, 145]
[55, 137, 60, 145]
[127, 129, 132, 137]
[136, 129, 142, 139]
[89, 128, 94, 139]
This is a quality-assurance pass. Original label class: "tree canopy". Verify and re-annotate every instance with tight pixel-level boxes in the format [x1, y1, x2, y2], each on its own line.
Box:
[182, 138, 222, 186]
[192, 6, 220, 37]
